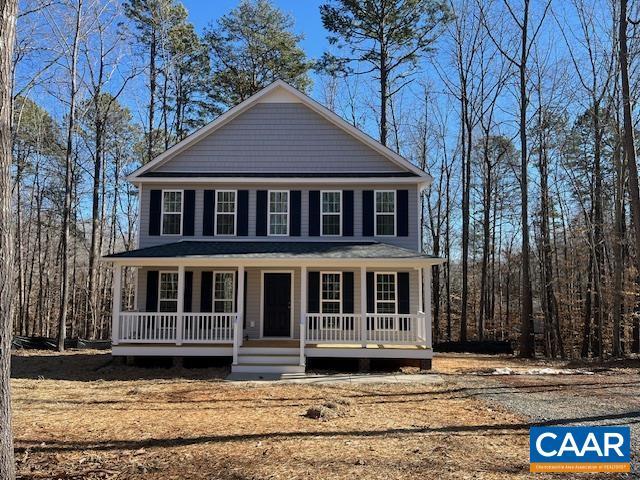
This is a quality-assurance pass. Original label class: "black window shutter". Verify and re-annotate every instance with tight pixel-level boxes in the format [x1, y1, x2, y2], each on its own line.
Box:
[397, 189, 409, 237]
[183, 190, 195, 236]
[309, 190, 320, 236]
[149, 190, 161, 236]
[290, 190, 301, 236]
[343, 271, 354, 313]
[146, 270, 159, 312]
[398, 272, 410, 314]
[184, 271, 193, 312]
[366, 272, 375, 314]
[363, 190, 374, 236]
[308, 271, 320, 313]
[256, 190, 267, 236]
[200, 271, 213, 312]
[343, 190, 354, 236]
[243, 270, 248, 328]
[203, 190, 215, 236]
[237, 190, 249, 236]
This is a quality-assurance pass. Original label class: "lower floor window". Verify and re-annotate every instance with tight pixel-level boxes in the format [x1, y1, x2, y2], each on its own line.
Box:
[214, 272, 235, 313]
[375, 272, 397, 314]
[159, 272, 178, 312]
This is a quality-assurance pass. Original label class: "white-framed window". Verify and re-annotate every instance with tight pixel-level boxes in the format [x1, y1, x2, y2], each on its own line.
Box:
[215, 190, 237, 236]
[158, 271, 179, 312]
[375, 272, 397, 315]
[268, 190, 289, 236]
[213, 271, 235, 313]
[161, 190, 183, 235]
[321, 272, 342, 329]
[321, 190, 342, 236]
[375, 190, 396, 236]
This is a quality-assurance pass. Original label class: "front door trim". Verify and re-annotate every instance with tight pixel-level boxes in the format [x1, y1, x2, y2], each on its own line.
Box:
[260, 270, 294, 338]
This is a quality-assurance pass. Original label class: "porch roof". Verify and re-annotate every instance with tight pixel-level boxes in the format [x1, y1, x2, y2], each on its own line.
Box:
[104, 240, 443, 265]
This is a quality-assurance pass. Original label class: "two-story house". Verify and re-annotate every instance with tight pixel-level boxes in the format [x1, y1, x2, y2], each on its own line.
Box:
[105, 80, 444, 374]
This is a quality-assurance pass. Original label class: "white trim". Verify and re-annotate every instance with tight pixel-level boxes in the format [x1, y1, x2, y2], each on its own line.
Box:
[133, 176, 428, 186]
[305, 347, 432, 359]
[374, 272, 398, 315]
[158, 270, 179, 312]
[320, 190, 342, 237]
[374, 190, 396, 237]
[127, 80, 431, 181]
[260, 270, 295, 338]
[214, 189, 237, 237]
[160, 189, 183, 236]
[267, 190, 290, 237]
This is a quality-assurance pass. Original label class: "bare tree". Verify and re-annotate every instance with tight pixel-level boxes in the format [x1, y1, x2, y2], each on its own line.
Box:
[483, 0, 552, 357]
[0, 0, 17, 476]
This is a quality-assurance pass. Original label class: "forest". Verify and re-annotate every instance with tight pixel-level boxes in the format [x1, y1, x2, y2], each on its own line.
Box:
[8, 0, 640, 359]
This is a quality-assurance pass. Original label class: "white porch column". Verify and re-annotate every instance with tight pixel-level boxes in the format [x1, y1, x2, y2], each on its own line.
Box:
[423, 265, 432, 349]
[233, 266, 245, 365]
[417, 267, 424, 313]
[176, 265, 185, 345]
[360, 265, 367, 347]
[111, 264, 121, 345]
[299, 265, 307, 366]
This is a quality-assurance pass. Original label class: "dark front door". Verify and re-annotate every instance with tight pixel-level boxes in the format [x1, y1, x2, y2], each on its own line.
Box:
[263, 273, 291, 337]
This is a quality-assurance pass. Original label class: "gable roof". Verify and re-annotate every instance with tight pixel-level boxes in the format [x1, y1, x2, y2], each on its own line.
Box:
[128, 80, 431, 182]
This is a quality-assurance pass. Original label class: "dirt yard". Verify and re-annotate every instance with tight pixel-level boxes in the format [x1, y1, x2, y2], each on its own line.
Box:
[10, 350, 640, 479]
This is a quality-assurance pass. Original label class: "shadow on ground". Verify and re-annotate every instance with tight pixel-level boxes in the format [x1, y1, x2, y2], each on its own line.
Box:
[11, 351, 230, 381]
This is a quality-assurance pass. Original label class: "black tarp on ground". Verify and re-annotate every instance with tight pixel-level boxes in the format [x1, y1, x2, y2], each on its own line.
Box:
[434, 340, 513, 355]
[12, 336, 111, 350]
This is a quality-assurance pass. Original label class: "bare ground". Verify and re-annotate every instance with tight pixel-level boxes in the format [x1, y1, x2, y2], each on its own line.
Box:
[10, 350, 640, 479]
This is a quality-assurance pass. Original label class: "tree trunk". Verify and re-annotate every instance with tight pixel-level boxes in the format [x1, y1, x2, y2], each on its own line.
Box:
[619, 0, 640, 353]
[0, 0, 17, 476]
[518, 0, 534, 358]
[58, 0, 82, 352]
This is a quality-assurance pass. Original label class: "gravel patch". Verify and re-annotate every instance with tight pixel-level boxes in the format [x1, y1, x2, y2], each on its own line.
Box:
[454, 372, 640, 475]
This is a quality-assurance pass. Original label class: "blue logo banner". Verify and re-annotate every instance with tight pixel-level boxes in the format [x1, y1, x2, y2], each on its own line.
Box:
[530, 426, 630, 473]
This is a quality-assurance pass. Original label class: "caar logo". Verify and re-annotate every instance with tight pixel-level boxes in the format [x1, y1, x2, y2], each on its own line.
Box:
[530, 426, 631, 473]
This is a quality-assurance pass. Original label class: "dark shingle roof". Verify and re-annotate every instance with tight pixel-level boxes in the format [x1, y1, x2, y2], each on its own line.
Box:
[105, 241, 438, 260]
[138, 171, 420, 178]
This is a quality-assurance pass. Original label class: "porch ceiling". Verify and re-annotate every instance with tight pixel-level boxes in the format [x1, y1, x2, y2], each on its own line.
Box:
[103, 240, 445, 267]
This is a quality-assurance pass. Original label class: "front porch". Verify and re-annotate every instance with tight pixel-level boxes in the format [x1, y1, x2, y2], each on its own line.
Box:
[106, 241, 442, 373]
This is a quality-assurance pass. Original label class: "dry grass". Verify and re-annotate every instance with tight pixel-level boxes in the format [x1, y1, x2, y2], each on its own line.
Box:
[11, 350, 559, 479]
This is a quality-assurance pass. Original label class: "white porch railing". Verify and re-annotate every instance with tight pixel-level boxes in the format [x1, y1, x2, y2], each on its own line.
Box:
[117, 312, 236, 344]
[305, 313, 428, 346]
[182, 313, 236, 343]
[305, 314, 361, 343]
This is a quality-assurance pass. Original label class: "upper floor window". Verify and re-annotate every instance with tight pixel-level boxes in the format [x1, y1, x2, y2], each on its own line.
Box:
[375, 190, 396, 236]
[161, 190, 182, 235]
[268, 190, 289, 236]
[213, 271, 235, 313]
[375, 272, 397, 314]
[158, 271, 178, 312]
[215, 190, 237, 236]
[321, 191, 342, 236]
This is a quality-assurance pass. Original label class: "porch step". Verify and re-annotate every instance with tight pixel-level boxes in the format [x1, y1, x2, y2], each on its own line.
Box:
[238, 354, 300, 365]
[231, 363, 305, 374]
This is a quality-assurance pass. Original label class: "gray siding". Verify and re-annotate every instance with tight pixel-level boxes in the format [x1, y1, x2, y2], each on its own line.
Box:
[136, 267, 419, 340]
[153, 103, 405, 174]
[139, 183, 420, 251]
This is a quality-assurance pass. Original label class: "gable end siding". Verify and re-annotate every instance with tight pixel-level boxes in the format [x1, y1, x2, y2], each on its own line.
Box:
[152, 103, 407, 174]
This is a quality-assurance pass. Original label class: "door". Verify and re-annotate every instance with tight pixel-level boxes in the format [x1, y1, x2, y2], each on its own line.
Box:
[263, 273, 292, 337]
